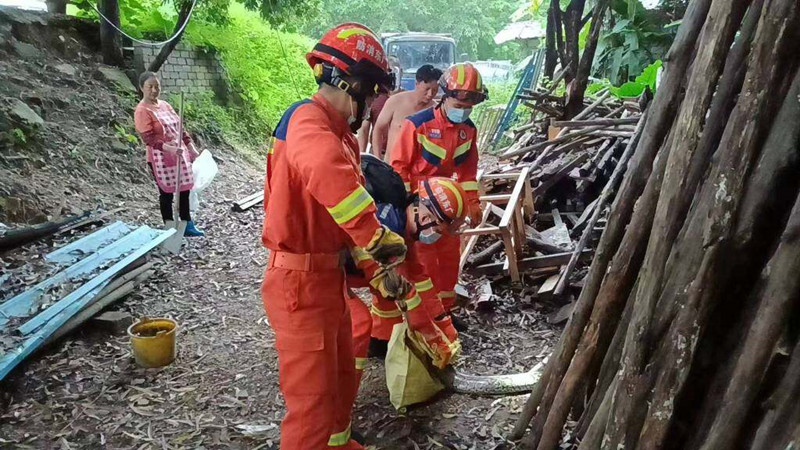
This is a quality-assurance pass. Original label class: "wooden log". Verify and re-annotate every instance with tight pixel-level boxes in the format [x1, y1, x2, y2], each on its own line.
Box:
[554, 114, 645, 296]
[617, 2, 794, 447]
[748, 338, 800, 450]
[699, 192, 800, 449]
[467, 240, 503, 266]
[510, 0, 711, 435]
[533, 152, 591, 197]
[526, 122, 666, 450]
[693, 54, 800, 450]
[502, 126, 605, 159]
[551, 117, 640, 128]
[0, 211, 91, 251]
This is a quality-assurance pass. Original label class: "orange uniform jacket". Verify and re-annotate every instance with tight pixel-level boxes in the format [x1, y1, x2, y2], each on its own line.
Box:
[389, 106, 481, 214]
[263, 94, 381, 254]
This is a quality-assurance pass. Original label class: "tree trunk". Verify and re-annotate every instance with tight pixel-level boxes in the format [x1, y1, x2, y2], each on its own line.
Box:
[45, 0, 67, 14]
[147, 1, 193, 73]
[564, 0, 610, 119]
[99, 0, 123, 66]
[544, 0, 558, 80]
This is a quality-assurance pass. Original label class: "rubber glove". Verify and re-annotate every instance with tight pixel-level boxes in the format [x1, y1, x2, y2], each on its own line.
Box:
[366, 225, 407, 267]
[405, 298, 461, 369]
[369, 267, 412, 300]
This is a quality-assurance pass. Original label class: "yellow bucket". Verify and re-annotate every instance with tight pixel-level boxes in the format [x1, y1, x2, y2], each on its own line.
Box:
[127, 317, 178, 368]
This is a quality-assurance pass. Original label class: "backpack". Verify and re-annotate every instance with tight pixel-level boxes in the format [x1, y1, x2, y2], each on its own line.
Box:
[361, 153, 410, 210]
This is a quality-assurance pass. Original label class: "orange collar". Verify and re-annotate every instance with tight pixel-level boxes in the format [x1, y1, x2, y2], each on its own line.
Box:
[312, 93, 351, 137]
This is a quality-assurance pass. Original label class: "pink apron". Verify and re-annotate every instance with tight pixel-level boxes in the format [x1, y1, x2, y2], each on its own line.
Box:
[148, 105, 194, 194]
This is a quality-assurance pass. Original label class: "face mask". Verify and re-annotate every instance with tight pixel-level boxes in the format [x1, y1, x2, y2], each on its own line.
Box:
[347, 96, 368, 133]
[419, 228, 442, 245]
[446, 106, 472, 123]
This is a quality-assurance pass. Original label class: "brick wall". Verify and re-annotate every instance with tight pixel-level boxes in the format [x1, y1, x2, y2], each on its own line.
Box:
[132, 44, 227, 97]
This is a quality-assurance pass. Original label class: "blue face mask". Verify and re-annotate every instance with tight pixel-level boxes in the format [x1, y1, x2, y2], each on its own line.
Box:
[419, 228, 442, 245]
[446, 106, 472, 123]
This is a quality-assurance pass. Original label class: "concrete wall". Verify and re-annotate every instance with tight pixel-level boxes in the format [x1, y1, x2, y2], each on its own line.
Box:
[132, 43, 227, 97]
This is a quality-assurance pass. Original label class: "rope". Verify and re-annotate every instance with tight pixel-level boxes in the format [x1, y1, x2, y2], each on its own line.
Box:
[89, 0, 197, 47]
[267, 0, 302, 100]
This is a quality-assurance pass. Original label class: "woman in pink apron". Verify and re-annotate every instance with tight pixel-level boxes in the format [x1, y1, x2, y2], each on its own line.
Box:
[134, 71, 204, 237]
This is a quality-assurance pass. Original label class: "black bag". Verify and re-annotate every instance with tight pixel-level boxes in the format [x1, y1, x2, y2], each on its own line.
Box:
[361, 153, 410, 209]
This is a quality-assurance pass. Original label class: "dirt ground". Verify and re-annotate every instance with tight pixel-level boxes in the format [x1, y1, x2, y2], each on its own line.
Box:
[0, 9, 564, 449]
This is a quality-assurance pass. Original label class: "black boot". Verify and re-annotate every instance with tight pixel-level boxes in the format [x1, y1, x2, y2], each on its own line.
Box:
[368, 337, 388, 359]
[450, 314, 469, 332]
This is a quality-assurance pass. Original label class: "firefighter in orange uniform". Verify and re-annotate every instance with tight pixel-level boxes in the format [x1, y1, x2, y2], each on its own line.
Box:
[262, 23, 410, 449]
[389, 63, 488, 312]
[348, 176, 468, 370]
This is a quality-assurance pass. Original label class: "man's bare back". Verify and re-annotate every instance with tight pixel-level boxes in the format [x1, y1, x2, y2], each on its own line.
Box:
[376, 91, 434, 160]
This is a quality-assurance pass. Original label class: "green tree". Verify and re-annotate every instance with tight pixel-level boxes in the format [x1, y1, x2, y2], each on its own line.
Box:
[303, 0, 520, 60]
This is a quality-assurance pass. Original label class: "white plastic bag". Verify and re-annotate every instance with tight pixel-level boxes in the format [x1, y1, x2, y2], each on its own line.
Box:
[189, 150, 218, 212]
[192, 150, 218, 192]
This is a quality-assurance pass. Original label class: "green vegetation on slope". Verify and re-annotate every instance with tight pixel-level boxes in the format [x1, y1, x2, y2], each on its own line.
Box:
[185, 3, 317, 147]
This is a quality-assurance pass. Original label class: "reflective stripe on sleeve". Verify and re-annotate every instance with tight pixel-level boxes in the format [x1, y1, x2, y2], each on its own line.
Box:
[328, 423, 352, 446]
[415, 278, 434, 293]
[327, 185, 374, 225]
[461, 181, 480, 192]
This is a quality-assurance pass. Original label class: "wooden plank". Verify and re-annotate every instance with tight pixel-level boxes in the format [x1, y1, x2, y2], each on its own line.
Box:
[474, 250, 592, 274]
[480, 194, 512, 203]
[232, 191, 264, 212]
[461, 226, 502, 237]
[538, 273, 562, 295]
[459, 204, 493, 271]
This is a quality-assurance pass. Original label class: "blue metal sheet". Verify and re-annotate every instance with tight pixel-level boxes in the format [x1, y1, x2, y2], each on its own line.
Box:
[46, 221, 131, 265]
[17, 226, 175, 336]
[0, 226, 154, 327]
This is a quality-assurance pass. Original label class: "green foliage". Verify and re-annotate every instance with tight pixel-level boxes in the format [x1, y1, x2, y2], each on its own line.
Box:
[113, 123, 139, 145]
[185, 3, 317, 145]
[588, 59, 661, 99]
[303, 0, 520, 60]
[11, 128, 27, 146]
[594, 0, 675, 84]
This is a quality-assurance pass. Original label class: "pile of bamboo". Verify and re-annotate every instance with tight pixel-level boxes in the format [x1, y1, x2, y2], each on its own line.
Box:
[512, 0, 800, 448]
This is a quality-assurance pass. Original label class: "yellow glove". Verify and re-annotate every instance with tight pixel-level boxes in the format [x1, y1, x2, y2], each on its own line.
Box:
[369, 267, 412, 300]
[366, 226, 407, 267]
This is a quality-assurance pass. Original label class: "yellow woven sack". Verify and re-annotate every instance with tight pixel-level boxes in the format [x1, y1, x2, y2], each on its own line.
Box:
[385, 322, 444, 410]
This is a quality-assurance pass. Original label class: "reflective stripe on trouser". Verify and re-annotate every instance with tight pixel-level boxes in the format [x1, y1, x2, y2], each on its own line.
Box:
[370, 293, 403, 341]
[415, 233, 461, 312]
[346, 295, 371, 391]
[415, 277, 446, 319]
[261, 267, 363, 450]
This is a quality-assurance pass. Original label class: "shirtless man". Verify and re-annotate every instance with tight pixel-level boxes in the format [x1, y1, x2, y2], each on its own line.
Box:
[372, 64, 442, 161]
[357, 56, 402, 153]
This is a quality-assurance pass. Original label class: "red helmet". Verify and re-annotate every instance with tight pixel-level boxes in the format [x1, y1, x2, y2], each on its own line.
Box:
[439, 63, 488, 104]
[307, 23, 395, 94]
[418, 177, 469, 229]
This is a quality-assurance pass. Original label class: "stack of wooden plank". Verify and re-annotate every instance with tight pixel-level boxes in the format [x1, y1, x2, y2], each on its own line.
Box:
[0, 221, 174, 380]
[462, 86, 647, 301]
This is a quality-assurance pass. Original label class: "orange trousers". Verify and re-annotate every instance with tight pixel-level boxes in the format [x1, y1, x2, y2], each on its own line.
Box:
[262, 266, 363, 450]
[415, 233, 461, 311]
[345, 294, 372, 388]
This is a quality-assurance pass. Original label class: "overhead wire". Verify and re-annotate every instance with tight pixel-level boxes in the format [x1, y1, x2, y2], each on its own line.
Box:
[89, 0, 198, 47]
[267, 0, 302, 100]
